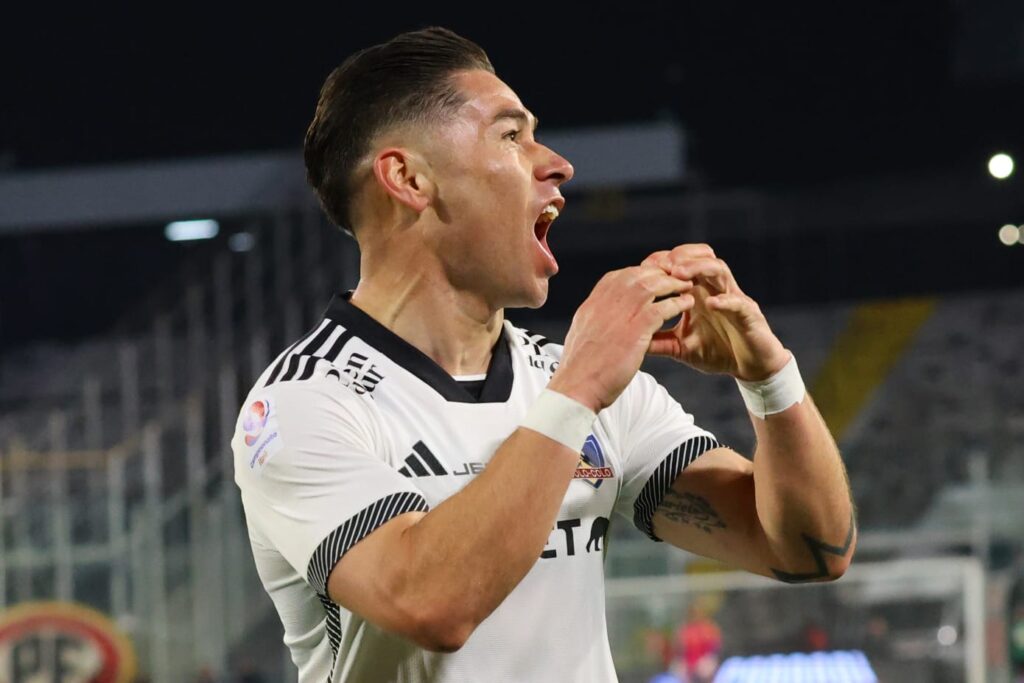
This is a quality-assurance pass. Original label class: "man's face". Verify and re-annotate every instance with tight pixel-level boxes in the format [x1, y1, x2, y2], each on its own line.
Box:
[420, 69, 574, 310]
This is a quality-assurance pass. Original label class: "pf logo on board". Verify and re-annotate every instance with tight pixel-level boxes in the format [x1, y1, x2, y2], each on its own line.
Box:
[0, 601, 136, 683]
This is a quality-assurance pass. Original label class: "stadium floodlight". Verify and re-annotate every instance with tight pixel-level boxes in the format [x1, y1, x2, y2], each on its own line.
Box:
[998, 224, 1019, 246]
[987, 153, 1014, 180]
[165, 219, 220, 242]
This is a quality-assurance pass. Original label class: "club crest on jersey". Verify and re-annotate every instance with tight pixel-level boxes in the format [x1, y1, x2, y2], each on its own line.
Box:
[243, 396, 283, 474]
[574, 434, 613, 488]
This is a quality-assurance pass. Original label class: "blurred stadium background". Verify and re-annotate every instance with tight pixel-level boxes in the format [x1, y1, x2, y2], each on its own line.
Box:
[1, 3, 1023, 682]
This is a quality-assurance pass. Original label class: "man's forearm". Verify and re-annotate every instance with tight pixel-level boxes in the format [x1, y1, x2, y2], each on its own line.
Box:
[750, 393, 856, 582]
[390, 426, 580, 644]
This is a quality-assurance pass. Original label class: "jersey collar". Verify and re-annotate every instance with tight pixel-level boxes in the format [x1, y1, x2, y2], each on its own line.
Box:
[324, 292, 514, 404]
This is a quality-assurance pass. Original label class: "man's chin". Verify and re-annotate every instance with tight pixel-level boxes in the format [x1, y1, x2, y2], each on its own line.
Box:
[503, 277, 550, 311]
[527, 276, 552, 309]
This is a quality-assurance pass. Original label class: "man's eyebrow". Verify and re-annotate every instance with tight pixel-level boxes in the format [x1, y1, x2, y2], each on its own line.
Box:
[491, 108, 539, 132]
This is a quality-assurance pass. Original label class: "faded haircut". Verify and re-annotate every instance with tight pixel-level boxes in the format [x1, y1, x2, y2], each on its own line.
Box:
[304, 27, 494, 234]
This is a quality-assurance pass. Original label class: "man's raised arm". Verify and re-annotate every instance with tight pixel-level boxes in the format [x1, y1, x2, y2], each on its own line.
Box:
[642, 244, 855, 581]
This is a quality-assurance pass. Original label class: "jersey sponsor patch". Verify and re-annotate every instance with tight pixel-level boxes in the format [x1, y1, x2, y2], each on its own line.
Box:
[575, 434, 614, 488]
[244, 396, 284, 474]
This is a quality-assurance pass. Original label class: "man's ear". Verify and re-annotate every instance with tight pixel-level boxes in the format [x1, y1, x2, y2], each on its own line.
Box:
[371, 148, 434, 215]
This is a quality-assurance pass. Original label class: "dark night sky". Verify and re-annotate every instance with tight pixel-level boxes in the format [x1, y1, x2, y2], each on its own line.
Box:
[2, 2, 1022, 350]
[3, 2, 1021, 186]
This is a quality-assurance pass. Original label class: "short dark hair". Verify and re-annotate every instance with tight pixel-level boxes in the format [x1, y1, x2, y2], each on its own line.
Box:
[304, 27, 494, 234]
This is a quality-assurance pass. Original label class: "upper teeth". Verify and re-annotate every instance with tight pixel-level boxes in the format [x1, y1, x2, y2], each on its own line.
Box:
[541, 204, 560, 221]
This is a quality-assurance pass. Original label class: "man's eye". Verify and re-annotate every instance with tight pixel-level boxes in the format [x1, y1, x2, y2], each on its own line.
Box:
[504, 129, 520, 141]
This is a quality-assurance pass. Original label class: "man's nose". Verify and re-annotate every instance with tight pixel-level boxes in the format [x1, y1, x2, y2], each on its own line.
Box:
[536, 147, 574, 186]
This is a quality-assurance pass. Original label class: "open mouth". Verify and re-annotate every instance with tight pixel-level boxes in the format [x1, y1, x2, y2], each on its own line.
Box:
[533, 202, 560, 265]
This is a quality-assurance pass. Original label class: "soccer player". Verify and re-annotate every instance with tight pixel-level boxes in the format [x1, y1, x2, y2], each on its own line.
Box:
[232, 27, 855, 683]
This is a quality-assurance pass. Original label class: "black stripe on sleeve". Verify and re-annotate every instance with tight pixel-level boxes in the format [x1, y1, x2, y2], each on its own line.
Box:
[323, 329, 354, 363]
[632, 435, 720, 542]
[265, 324, 323, 387]
[306, 491, 429, 596]
[280, 321, 339, 382]
[296, 356, 320, 381]
[298, 321, 339, 357]
[317, 593, 342, 680]
[278, 354, 304, 383]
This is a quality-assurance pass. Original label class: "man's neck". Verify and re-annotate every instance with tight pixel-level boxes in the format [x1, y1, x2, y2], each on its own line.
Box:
[349, 251, 504, 378]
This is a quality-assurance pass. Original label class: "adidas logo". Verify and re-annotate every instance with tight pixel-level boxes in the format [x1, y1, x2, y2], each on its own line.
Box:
[397, 441, 448, 477]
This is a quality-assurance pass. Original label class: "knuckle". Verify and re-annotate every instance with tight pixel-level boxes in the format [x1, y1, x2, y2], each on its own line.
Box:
[626, 267, 648, 285]
[643, 274, 663, 288]
[677, 242, 712, 254]
[645, 250, 670, 263]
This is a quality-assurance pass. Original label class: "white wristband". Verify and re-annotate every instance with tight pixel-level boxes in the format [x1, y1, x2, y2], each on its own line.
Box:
[521, 389, 597, 452]
[735, 353, 806, 419]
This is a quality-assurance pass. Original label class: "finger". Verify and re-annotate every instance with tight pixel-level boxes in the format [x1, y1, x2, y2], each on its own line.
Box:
[644, 244, 716, 273]
[648, 323, 701, 357]
[647, 333, 680, 358]
[672, 257, 729, 281]
[669, 243, 716, 261]
[633, 269, 693, 300]
[651, 293, 695, 325]
[706, 293, 761, 325]
[640, 250, 672, 272]
[671, 258, 738, 294]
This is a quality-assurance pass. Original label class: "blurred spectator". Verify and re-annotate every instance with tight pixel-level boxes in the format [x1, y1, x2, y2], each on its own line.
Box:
[234, 660, 266, 683]
[802, 619, 830, 651]
[643, 627, 674, 671]
[674, 602, 722, 683]
[193, 666, 219, 683]
[864, 614, 892, 661]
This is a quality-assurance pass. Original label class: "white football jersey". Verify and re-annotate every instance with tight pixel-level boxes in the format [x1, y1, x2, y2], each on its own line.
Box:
[232, 293, 719, 683]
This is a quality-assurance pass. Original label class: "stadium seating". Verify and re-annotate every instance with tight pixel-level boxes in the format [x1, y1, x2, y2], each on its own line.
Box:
[1, 208, 1021, 679]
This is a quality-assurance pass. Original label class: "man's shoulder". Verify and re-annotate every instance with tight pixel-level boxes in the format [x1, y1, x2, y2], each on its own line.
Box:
[238, 342, 382, 449]
[249, 314, 390, 402]
[233, 362, 385, 482]
[245, 352, 382, 431]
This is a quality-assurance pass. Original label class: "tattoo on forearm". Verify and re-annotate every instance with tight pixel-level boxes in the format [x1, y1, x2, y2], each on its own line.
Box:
[659, 491, 727, 534]
[770, 511, 856, 584]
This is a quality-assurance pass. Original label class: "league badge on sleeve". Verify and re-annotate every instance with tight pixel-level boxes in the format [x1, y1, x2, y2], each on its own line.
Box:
[244, 396, 284, 475]
[574, 434, 614, 488]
